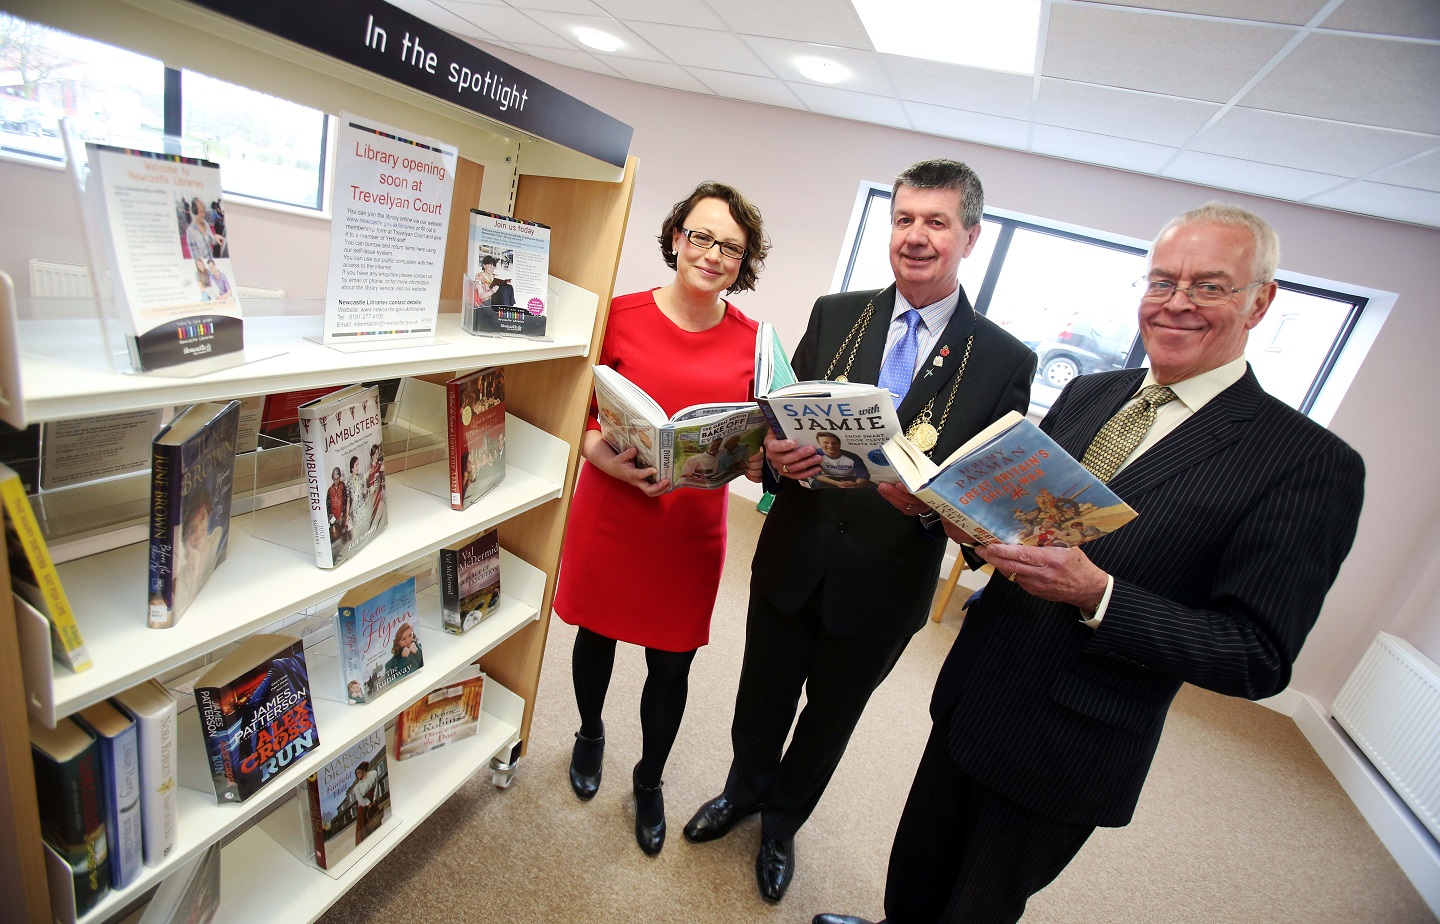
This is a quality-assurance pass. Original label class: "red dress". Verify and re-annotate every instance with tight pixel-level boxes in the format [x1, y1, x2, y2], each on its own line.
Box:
[554, 290, 758, 652]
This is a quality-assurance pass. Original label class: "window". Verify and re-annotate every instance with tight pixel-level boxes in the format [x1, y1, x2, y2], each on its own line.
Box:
[837, 184, 1366, 417]
[0, 12, 329, 213]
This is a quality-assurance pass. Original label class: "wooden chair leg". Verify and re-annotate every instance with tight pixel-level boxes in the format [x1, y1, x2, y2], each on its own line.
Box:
[931, 552, 968, 622]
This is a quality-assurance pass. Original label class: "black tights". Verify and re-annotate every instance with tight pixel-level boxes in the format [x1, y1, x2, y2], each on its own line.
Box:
[571, 626, 697, 788]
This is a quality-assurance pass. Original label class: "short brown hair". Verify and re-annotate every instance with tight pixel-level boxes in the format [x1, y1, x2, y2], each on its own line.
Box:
[657, 181, 770, 294]
[892, 159, 984, 229]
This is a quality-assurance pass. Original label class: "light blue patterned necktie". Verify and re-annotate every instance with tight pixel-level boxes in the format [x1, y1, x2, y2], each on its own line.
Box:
[877, 308, 923, 408]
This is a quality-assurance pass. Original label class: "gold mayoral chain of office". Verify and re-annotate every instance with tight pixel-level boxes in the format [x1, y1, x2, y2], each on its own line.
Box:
[822, 299, 975, 455]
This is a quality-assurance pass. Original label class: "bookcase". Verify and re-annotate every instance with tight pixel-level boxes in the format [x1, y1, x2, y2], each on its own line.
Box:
[0, 1, 636, 921]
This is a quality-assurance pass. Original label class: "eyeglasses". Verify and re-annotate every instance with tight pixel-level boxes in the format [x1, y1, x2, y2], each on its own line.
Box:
[1134, 277, 1268, 307]
[681, 228, 746, 260]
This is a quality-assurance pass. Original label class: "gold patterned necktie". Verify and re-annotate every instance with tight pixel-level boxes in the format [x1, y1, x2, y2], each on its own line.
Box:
[1080, 384, 1178, 483]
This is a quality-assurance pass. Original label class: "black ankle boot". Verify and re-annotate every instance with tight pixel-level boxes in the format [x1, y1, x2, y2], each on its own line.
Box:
[633, 763, 666, 856]
[569, 730, 604, 801]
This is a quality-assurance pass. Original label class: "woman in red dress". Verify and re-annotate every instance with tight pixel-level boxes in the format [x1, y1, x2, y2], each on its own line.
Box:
[554, 181, 770, 856]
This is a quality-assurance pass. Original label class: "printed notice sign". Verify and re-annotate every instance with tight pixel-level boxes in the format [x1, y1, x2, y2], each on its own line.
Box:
[324, 113, 457, 344]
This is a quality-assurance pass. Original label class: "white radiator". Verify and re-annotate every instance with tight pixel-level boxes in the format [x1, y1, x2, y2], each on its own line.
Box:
[1332, 632, 1440, 842]
[27, 259, 93, 298]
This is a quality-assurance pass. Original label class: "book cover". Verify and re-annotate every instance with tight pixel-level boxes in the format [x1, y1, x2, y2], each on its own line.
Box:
[883, 411, 1138, 546]
[755, 382, 902, 489]
[75, 701, 143, 891]
[111, 679, 178, 867]
[439, 529, 501, 635]
[393, 669, 485, 761]
[464, 209, 551, 339]
[298, 384, 388, 569]
[300, 726, 391, 869]
[335, 571, 423, 703]
[446, 367, 506, 510]
[84, 143, 244, 372]
[192, 634, 319, 803]
[259, 386, 336, 447]
[138, 841, 219, 924]
[147, 400, 241, 628]
[29, 716, 110, 914]
[1, 460, 91, 672]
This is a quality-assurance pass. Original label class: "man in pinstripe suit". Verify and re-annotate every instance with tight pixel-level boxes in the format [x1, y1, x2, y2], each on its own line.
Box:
[815, 204, 1365, 924]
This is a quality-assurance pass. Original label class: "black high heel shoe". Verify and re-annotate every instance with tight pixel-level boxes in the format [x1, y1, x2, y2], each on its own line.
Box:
[633, 763, 666, 856]
[569, 730, 604, 800]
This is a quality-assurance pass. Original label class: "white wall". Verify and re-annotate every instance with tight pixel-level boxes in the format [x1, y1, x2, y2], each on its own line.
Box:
[4, 50, 1438, 709]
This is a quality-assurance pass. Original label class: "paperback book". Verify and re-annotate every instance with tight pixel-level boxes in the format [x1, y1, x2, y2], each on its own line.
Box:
[111, 679, 178, 867]
[137, 842, 219, 924]
[147, 400, 240, 628]
[191, 633, 319, 803]
[439, 528, 501, 635]
[755, 381, 902, 489]
[463, 209, 550, 339]
[299, 726, 392, 869]
[299, 384, 388, 569]
[446, 367, 506, 510]
[882, 410, 1138, 546]
[336, 571, 423, 703]
[393, 667, 486, 761]
[75, 701, 143, 891]
[81, 142, 244, 372]
[29, 715, 110, 915]
[1, 461, 91, 671]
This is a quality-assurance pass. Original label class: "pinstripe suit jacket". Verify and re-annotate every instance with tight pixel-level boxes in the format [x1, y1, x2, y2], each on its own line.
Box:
[931, 365, 1364, 828]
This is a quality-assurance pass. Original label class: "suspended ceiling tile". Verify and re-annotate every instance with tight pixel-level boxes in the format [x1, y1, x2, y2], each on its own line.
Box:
[1368, 148, 1440, 193]
[744, 36, 892, 96]
[601, 56, 714, 93]
[1192, 108, 1440, 179]
[711, 0, 873, 49]
[687, 68, 806, 109]
[1241, 34, 1440, 134]
[627, 22, 771, 76]
[789, 83, 910, 130]
[1307, 181, 1440, 228]
[1162, 150, 1346, 200]
[507, 42, 624, 76]
[1043, 4, 1296, 103]
[1066, 0, 1325, 26]
[904, 101, 1031, 150]
[521, 10, 668, 60]
[392, 0, 501, 38]
[445, 5, 573, 46]
[1031, 124, 1178, 174]
[498, 0, 608, 13]
[1036, 79, 1220, 147]
[882, 55, 1033, 120]
[1319, 0, 1440, 40]
[592, 0, 728, 29]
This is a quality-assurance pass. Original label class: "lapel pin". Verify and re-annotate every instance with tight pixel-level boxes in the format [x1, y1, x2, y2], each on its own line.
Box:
[932, 355, 944, 367]
[940, 345, 950, 357]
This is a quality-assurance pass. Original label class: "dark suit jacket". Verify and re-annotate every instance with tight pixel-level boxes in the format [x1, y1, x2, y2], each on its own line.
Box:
[751, 285, 1036, 644]
[932, 366, 1365, 828]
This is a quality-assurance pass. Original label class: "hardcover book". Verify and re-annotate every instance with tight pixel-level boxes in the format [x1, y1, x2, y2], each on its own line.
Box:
[446, 367, 506, 510]
[439, 529, 501, 635]
[298, 384, 388, 569]
[463, 209, 550, 339]
[75, 701, 143, 891]
[1, 460, 91, 671]
[191, 633, 319, 803]
[147, 400, 241, 628]
[83, 143, 244, 372]
[29, 716, 110, 915]
[111, 679, 179, 867]
[393, 667, 486, 761]
[755, 381, 902, 489]
[336, 571, 423, 703]
[299, 726, 392, 869]
[883, 410, 1138, 546]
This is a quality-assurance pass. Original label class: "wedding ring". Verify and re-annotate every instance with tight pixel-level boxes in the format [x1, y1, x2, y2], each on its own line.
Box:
[1007, 571, 1019, 582]
[782, 464, 789, 473]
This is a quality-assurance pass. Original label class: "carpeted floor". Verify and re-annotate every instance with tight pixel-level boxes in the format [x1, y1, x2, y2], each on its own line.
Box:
[319, 503, 1432, 923]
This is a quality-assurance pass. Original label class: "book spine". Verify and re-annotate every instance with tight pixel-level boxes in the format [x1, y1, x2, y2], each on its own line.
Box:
[195, 687, 238, 802]
[658, 427, 674, 485]
[299, 415, 332, 568]
[133, 697, 178, 866]
[305, 773, 327, 868]
[447, 381, 463, 510]
[754, 398, 786, 440]
[918, 488, 1001, 545]
[338, 604, 364, 702]
[146, 441, 182, 628]
[95, 723, 143, 890]
[439, 547, 460, 633]
[0, 471, 91, 670]
[34, 723, 105, 850]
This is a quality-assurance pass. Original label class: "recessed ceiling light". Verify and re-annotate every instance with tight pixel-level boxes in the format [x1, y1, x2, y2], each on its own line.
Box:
[796, 56, 849, 84]
[851, 0, 1041, 75]
[575, 27, 623, 53]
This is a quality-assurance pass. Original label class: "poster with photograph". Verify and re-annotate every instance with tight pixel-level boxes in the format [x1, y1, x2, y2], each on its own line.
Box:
[324, 113, 457, 345]
[462, 209, 551, 340]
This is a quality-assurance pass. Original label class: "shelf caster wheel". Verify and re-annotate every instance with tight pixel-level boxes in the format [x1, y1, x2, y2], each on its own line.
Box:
[490, 741, 521, 789]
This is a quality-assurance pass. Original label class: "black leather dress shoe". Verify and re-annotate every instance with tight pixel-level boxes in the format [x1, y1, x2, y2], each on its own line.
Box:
[633, 764, 666, 856]
[756, 835, 794, 902]
[812, 915, 876, 924]
[682, 794, 761, 843]
[568, 730, 604, 801]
